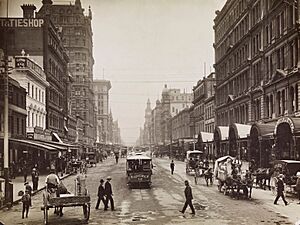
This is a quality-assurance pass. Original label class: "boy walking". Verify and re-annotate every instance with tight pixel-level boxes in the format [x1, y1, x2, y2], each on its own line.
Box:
[21, 190, 31, 218]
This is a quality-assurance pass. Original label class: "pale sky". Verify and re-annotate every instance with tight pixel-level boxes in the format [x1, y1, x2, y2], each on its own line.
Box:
[1, 0, 226, 145]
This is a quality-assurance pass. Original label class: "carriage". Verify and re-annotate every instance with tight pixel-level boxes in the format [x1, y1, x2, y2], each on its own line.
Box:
[41, 176, 90, 225]
[214, 156, 253, 199]
[271, 160, 300, 194]
[185, 150, 203, 175]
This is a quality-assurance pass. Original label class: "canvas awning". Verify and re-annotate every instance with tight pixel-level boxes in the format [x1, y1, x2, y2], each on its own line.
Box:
[214, 126, 229, 141]
[250, 122, 276, 140]
[52, 132, 63, 143]
[9, 138, 58, 152]
[198, 132, 214, 143]
[230, 123, 251, 139]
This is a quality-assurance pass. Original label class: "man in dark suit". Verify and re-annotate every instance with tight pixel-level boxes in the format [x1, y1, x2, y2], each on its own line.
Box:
[95, 179, 106, 209]
[104, 176, 114, 211]
[170, 160, 175, 175]
[274, 174, 288, 205]
[180, 180, 195, 215]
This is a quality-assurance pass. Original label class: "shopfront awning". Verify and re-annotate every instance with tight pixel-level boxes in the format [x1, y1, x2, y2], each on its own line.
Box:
[214, 126, 229, 141]
[230, 123, 251, 139]
[10, 138, 58, 152]
[52, 132, 63, 143]
[250, 122, 276, 139]
[198, 132, 214, 143]
[34, 141, 67, 151]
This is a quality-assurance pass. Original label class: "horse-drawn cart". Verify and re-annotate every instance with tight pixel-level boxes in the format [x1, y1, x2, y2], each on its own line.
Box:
[41, 177, 90, 225]
[214, 156, 253, 199]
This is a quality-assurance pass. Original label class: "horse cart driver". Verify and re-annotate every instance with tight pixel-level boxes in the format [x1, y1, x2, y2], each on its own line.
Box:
[45, 170, 65, 216]
[45, 170, 60, 191]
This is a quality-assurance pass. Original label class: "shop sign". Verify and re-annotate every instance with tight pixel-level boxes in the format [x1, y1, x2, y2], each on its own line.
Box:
[275, 117, 295, 134]
[0, 18, 44, 28]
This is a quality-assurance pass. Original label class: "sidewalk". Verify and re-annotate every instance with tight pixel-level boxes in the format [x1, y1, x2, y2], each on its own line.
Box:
[5, 172, 72, 206]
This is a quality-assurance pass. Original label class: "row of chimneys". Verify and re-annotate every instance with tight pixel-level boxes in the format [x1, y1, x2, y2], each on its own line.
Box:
[21, 0, 53, 18]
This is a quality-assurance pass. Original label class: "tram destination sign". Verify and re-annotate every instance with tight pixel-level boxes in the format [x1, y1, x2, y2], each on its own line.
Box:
[0, 18, 44, 28]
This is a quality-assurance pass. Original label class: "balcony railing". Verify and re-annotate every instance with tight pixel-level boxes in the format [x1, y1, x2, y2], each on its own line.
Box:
[15, 56, 46, 80]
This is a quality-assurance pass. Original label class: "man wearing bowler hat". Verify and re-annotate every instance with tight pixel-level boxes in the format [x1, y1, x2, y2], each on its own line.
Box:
[104, 176, 114, 211]
[95, 179, 106, 210]
[274, 174, 289, 206]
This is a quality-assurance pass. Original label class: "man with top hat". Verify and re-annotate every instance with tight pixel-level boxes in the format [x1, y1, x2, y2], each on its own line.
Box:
[104, 176, 114, 211]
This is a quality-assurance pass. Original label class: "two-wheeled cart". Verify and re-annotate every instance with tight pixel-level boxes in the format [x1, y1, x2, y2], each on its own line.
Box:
[41, 188, 90, 225]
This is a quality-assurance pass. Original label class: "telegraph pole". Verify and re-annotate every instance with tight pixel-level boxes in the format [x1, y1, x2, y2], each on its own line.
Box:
[3, 51, 9, 205]
[3, 0, 11, 205]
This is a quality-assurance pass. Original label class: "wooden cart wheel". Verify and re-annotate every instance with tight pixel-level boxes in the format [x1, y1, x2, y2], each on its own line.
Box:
[44, 206, 48, 225]
[83, 203, 90, 221]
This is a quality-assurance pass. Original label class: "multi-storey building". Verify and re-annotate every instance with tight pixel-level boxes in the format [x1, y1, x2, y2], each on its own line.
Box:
[37, 0, 96, 147]
[192, 72, 216, 134]
[107, 110, 113, 144]
[93, 80, 111, 144]
[112, 120, 121, 144]
[0, 5, 69, 140]
[214, 0, 300, 162]
[10, 54, 49, 137]
[204, 73, 216, 133]
[171, 108, 192, 141]
[151, 100, 163, 145]
[160, 85, 193, 144]
[143, 99, 152, 145]
[0, 77, 27, 174]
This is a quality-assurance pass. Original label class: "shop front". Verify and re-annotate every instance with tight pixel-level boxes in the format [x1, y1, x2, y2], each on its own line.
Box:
[197, 132, 213, 158]
[213, 126, 229, 158]
[228, 123, 251, 160]
[274, 117, 300, 160]
[249, 123, 275, 168]
[0, 138, 59, 176]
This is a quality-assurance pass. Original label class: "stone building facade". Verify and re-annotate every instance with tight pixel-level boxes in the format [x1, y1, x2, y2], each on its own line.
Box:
[192, 72, 216, 134]
[10, 55, 49, 136]
[37, 0, 96, 147]
[93, 80, 111, 144]
[214, 0, 300, 161]
[0, 6, 69, 139]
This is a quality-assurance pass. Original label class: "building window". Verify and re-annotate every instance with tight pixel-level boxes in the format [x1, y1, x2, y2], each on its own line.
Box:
[28, 111, 30, 127]
[32, 112, 34, 127]
[17, 117, 19, 134]
[28, 83, 30, 96]
[32, 85, 34, 97]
